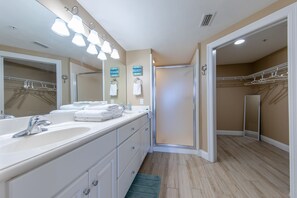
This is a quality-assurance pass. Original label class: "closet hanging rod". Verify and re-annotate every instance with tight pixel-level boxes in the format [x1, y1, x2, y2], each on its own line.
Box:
[4, 75, 56, 86]
[217, 62, 287, 81]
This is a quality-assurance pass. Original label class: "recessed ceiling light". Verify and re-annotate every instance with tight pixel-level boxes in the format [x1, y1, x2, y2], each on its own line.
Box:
[234, 39, 245, 45]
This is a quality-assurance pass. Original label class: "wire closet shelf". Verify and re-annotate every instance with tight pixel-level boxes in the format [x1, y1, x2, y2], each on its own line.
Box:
[216, 62, 287, 86]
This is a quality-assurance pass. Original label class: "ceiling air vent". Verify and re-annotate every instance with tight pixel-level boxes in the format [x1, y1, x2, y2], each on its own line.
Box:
[33, 41, 49, 49]
[200, 13, 216, 27]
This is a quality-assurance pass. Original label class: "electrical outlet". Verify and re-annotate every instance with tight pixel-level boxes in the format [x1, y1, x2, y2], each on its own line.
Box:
[140, 98, 144, 105]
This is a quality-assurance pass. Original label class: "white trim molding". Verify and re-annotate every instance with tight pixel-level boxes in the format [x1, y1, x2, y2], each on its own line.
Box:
[153, 146, 199, 155]
[153, 146, 210, 161]
[288, 3, 297, 197]
[261, 135, 289, 152]
[206, 3, 297, 197]
[216, 130, 244, 136]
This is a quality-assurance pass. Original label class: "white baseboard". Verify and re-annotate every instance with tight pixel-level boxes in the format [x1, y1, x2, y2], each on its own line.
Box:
[261, 135, 289, 152]
[216, 130, 244, 136]
[153, 146, 211, 161]
[153, 146, 199, 155]
[198, 150, 209, 161]
[245, 130, 259, 138]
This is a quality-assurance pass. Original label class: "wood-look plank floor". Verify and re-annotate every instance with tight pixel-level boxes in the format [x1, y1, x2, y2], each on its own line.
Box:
[139, 136, 289, 198]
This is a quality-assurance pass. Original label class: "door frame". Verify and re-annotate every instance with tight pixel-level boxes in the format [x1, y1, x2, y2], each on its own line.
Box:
[152, 65, 197, 152]
[206, 3, 297, 197]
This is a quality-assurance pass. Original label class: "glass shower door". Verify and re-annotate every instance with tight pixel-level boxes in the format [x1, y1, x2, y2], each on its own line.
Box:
[154, 66, 194, 147]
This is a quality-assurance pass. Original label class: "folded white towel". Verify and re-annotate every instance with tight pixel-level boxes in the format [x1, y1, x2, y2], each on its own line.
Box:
[133, 82, 142, 96]
[74, 107, 123, 122]
[50, 110, 78, 114]
[60, 104, 86, 110]
[73, 101, 107, 106]
[110, 84, 118, 96]
[85, 104, 120, 111]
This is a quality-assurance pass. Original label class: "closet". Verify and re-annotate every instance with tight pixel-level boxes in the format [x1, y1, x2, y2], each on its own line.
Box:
[216, 21, 289, 151]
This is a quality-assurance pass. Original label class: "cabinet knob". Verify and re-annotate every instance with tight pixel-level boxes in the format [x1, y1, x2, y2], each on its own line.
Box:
[92, 180, 99, 186]
[145, 128, 149, 131]
[83, 188, 91, 195]
[132, 146, 135, 150]
[132, 171, 135, 175]
[131, 127, 135, 131]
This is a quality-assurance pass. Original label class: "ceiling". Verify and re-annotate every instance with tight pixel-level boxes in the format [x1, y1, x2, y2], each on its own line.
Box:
[77, 0, 278, 66]
[0, 0, 102, 69]
[5, 58, 56, 73]
[217, 21, 287, 65]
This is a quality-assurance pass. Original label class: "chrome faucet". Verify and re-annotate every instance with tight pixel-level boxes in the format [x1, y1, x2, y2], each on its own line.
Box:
[12, 115, 52, 138]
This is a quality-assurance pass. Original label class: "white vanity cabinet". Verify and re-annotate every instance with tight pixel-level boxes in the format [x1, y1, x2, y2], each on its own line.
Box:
[4, 113, 150, 198]
[117, 115, 150, 198]
[8, 131, 117, 198]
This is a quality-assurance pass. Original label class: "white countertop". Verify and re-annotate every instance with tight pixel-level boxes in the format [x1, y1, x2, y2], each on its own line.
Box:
[0, 112, 147, 182]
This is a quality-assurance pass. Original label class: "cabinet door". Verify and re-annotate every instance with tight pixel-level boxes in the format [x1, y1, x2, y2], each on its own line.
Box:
[89, 150, 117, 198]
[54, 172, 89, 198]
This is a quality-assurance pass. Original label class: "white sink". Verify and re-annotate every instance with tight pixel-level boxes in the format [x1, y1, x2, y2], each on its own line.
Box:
[0, 127, 90, 153]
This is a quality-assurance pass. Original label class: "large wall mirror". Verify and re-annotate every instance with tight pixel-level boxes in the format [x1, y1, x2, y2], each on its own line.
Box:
[0, 0, 127, 117]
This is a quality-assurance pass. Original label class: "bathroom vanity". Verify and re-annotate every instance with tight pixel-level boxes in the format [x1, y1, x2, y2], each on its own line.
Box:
[0, 112, 150, 198]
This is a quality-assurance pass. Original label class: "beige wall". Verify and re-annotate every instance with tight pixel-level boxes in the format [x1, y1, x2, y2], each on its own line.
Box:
[77, 73, 103, 101]
[217, 63, 253, 77]
[126, 49, 151, 106]
[217, 86, 254, 131]
[199, 0, 296, 151]
[253, 47, 287, 72]
[104, 58, 127, 104]
[4, 61, 56, 117]
[0, 45, 70, 105]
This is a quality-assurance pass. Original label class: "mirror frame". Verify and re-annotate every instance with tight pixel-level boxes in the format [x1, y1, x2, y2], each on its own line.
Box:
[243, 95, 261, 141]
[0, 51, 62, 115]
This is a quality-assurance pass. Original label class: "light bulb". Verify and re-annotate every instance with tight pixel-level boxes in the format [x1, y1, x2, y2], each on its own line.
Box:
[102, 41, 111, 54]
[87, 43, 98, 55]
[68, 15, 84, 34]
[234, 39, 245, 45]
[97, 51, 107, 60]
[51, 18, 70, 37]
[111, 49, 120, 59]
[87, 30, 100, 45]
[72, 33, 86, 47]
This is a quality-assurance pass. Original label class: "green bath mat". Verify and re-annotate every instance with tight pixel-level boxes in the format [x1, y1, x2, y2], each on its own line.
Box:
[126, 173, 161, 198]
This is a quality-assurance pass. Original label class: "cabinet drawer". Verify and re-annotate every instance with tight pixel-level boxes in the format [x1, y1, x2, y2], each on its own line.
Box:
[8, 131, 116, 198]
[118, 131, 140, 177]
[118, 151, 141, 198]
[117, 115, 149, 145]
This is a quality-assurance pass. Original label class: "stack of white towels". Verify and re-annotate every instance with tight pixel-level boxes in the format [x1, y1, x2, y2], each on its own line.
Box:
[74, 104, 123, 122]
[51, 101, 123, 122]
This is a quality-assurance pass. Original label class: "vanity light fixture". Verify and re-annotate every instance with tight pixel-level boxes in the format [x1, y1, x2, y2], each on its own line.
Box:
[102, 41, 112, 54]
[97, 50, 107, 60]
[87, 29, 101, 45]
[87, 43, 98, 55]
[110, 49, 120, 59]
[72, 33, 86, 47]
[51, 18, 70, 37]
[234, 39, 245, 45]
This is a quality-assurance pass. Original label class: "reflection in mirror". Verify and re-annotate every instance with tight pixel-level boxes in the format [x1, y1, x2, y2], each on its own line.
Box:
[77, 72, 102, 101]
[3, 58, 56, 117]
[0, 0, 127, 117]
[244, 95, 261, 140]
